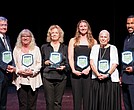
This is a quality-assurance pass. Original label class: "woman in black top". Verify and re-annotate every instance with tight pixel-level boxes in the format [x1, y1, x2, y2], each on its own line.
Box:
[68, 20, 97, 110]
[41, 25, 70, 110]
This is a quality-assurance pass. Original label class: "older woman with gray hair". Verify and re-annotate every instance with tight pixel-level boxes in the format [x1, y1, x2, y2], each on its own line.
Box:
[89, 29, 122, 110]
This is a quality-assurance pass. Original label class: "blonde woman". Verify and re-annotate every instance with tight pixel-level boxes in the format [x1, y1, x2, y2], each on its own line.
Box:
[41, 25, 70, 110]
[12, 29, 42, 110]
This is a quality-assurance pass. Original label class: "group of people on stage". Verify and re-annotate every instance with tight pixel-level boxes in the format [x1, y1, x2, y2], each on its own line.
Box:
[0, 15, 134, 110]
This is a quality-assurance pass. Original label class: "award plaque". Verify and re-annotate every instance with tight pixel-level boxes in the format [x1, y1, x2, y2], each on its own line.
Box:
[49, 52, 62, 69]
[2, 51, 12, 64]
[98, 59, 109, 73]
[122, 51, 133, 65]
[22, 54, 33, 67]
[77, 55, 88, 69]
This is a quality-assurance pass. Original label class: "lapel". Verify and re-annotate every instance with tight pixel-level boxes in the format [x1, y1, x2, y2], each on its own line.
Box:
[4, 35, 11, 50]
[0, 37, 6, 49]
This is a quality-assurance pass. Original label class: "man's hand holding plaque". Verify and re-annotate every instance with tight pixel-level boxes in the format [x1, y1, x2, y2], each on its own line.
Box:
[122, 51, 133, 72]
[122, 51, 133, 65]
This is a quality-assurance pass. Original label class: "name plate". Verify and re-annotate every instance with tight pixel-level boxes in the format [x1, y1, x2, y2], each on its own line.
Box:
[98, 60, 109, 73]
[2, 51, 12, 64]
[122, 51, 133, 65]
[22, 54, 33, 67]
[77, 55, 88, 69]
[49, 52, 62, 69]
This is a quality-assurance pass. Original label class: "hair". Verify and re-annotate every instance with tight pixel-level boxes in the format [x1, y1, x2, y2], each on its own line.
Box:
[98, 29, 110, 41]
[15, 29, 36, 50]
[0, 16, 7, 21]
[46, 25, 64, 43]
[73, 20, 95, 48]
[127, 15, 134, 19]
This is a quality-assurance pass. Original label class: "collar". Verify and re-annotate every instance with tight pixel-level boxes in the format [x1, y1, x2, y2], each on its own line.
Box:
[0, 33, 4, 38]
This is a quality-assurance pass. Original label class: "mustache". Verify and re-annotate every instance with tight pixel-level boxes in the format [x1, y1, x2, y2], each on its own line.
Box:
[128, 27, 133, 29]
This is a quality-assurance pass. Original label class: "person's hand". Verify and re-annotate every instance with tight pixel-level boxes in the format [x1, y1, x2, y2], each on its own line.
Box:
[72, 69, 82, 76]
[18, 69, 33, 77]
[119, 77, 122, 87]
[45, 60, 52, 65]
[56, 66, 65, 71]
[98, 73, 109, 80]
[125, 66, 133, 73]
[81, 68, 90, 75]
[6, 65, 16, 73]
[24, 68, 33, 76]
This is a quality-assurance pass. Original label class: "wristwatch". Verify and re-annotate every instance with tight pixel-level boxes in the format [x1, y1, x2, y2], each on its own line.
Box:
[106, 73, 111, 78]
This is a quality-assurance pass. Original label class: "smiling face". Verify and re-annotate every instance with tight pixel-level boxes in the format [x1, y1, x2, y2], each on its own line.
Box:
[98, 30, 110, 47]
[0, 20, 8, 34]
[126, 17, 134, 34]
[50, 28, 60, 42]
[78, 21, 88, 35]
[21, 31, 32, 46]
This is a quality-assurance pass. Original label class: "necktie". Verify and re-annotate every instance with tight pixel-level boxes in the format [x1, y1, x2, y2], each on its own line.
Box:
[3, 37, 8, 50]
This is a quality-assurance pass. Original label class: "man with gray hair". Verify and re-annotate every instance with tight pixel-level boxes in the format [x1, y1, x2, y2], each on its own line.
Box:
[0, 16, 15, 110]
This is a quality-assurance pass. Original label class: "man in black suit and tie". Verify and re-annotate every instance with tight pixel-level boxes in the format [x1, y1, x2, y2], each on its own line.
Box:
[121, 15, 134, 110]
[0, 16, 15, 110]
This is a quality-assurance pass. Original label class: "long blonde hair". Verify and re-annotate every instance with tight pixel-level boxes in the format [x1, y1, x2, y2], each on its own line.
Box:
[15, 29, 36, 50]
[74, 20, 95, 48]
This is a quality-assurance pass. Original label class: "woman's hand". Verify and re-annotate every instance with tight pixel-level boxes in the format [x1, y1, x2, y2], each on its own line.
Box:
[72, 69, 82, 76]
[81, 68, 90, 75]
[45, 60, 52, 65]
[98, 74, 109, 80]
[56, 66, 65, 70]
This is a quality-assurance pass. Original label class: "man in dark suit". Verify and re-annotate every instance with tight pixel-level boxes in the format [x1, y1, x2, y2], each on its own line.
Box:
[121, 15, 134, 110]
[0, 16, 15, 110]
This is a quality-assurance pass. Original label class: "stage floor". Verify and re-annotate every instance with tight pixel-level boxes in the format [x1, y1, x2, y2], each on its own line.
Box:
[7, 85, 125, 110]
[7, 85, 73, 110]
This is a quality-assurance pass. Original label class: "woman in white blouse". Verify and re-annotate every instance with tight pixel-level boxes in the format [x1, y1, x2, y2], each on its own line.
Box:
[12, 29, 42, 110]
[89, 29, 121, 110]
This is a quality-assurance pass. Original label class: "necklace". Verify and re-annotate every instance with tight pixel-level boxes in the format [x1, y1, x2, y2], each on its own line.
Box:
[99, 48, 107, 60]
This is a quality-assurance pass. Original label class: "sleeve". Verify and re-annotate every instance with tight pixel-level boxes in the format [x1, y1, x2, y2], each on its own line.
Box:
[32, 47, 42, 76]
[110, 45, 119, 65]
[13, 47, 20, 75]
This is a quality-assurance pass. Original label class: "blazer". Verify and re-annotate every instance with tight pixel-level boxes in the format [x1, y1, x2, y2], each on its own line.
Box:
[121, 34, 134, 84]
[0, 35, 15, 82]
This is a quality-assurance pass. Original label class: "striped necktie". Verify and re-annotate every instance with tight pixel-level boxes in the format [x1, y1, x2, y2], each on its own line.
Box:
[3, 36, 8, 50]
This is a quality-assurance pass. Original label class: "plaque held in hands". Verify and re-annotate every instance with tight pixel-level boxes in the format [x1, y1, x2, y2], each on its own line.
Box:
[22, 54, 33, 67]
[122, 51, 133, 65]
[98, 59, 109, 74]
[2, 51, 12, 64]
[49, 52, 62, 69]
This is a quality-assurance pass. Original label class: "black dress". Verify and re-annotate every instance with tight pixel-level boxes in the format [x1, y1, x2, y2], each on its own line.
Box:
[89, 46, 122, 110]
[71, 45, 92, 110]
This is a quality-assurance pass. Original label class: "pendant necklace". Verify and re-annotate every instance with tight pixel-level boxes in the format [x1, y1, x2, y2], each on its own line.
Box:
[100, 48, 107, 60]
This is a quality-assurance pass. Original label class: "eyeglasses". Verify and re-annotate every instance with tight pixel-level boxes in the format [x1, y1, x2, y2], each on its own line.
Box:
[100, 36, 107, 38]
[21, 35, 31, 37]
[0, 24, 8, 26]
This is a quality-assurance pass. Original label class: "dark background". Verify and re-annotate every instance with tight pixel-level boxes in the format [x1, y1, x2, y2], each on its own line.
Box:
[1, 0, 134, 76]
[1, 1, 133, 48]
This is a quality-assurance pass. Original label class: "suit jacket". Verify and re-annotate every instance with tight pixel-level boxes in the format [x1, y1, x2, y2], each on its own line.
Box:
[0, 35, 15, 82]
[121, 34, 134, 84]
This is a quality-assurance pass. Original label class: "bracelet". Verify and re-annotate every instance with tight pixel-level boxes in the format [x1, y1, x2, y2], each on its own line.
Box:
[106, 73, 111, 78]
